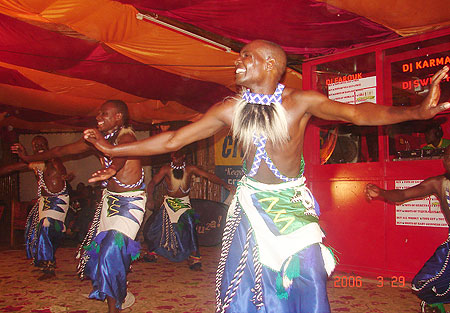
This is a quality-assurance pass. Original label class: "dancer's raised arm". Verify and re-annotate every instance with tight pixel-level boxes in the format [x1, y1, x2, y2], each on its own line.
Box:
[84, 99, 234, 157]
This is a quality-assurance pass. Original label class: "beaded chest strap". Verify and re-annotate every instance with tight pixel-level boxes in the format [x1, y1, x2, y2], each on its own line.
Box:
[37, 169, 67, 196]
[101, 128, 144, 189]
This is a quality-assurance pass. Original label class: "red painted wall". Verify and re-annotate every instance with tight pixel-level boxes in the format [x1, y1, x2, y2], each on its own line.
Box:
[302, 27, 450, 281]
[307, 159, 447, 280]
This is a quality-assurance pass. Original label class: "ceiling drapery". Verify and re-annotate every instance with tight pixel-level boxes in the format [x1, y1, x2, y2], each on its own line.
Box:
[0, 0, 447, 131]
[126, 0, 398, 56]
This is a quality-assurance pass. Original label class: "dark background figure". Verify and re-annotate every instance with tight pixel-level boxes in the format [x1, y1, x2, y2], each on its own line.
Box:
[0, 200, 5, 224]
[66, 182, 97, 244]
[0, 135, 70, 280]
[143, 150, 235, 271]
[422, 122, 450, 150]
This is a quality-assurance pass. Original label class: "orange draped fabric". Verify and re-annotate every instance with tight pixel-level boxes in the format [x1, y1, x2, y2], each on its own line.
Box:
[0, 0, 301, 86]
[0, 0, 447, 131]
[0, 0, 302, 130]
[0, 0, 238, 85]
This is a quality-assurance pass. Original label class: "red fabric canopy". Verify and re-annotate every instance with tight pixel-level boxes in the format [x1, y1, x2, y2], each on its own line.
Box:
[0, 12, 233, 128]
[0, 0, 447, 131]
[126, 0, 398, 56]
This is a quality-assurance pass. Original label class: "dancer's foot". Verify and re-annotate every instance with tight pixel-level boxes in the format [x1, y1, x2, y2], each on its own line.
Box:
[37, 270, 56, 281]
[143, 252, 157, 263]
[37, 260, 56, 280]
[107, 295, 120, 313]
[189, 262, 202, 271]
[121, 291, 135, 310]
[189, 255, 202, 271]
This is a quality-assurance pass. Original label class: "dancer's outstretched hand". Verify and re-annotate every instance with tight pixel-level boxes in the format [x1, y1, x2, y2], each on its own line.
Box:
[365, 183, 381, 202]
[417, 66, 450, 119]
[88, 167, 117, 183]
[84, 128, 113, 156]
[11, 143, 30, 161]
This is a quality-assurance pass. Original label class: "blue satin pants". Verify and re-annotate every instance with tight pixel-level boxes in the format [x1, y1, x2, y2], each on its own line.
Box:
[218, 211, 330, 313]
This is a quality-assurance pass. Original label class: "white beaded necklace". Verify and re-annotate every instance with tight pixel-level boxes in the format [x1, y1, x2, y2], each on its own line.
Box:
[170, 161, 186, 170]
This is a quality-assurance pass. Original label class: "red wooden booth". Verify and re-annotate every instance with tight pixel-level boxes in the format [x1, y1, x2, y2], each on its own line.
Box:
[302, 27, 450, 281]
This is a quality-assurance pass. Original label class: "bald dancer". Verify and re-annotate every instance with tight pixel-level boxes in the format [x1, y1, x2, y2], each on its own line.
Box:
[13, 100, 145, 313]
[84, 41, 449, 313]
[144, 149, 235, 270]
[0, 135, 70, 280]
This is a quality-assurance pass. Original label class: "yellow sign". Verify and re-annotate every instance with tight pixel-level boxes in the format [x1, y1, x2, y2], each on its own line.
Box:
[214, 128, 243, 166]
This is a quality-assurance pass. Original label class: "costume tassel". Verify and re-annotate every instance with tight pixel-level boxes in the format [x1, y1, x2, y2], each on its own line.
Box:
[276, 273, 289, 299]
[430, 302, 446, 313]
[84, 241, 98, 253]
[54, 220, 61, 232]
[276, 254, 302, 299]
[126, 238, 141, 261]
[114, 232, 125, 249]
[320, 244, 337, 276]
[283, 255, 300, 289]
[131, 252, 141, 262]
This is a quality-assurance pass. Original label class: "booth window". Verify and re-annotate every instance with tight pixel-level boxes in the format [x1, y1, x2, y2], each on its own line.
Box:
[320, 124, 378, 164]
[385, 34, 450, 160]
[313, 52, 379, 164]
[388, 118, 450, 161]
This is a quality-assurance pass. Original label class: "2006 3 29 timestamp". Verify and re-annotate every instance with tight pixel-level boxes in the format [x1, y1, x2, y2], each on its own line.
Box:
[333, 275, 406, 288]
[376, 275, 406, 287]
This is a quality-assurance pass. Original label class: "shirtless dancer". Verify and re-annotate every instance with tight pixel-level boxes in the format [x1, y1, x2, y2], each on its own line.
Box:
[144, 149, 235, 270]
[366, 145, 450, 313]
[0, 135, 70, 280]
[84, 41, 449, 312]
[14, 100, 145, 313]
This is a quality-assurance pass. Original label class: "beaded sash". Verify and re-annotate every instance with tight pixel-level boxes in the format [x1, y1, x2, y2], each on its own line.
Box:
[101, 128, 144, 189]
[37, 169, 67, 196]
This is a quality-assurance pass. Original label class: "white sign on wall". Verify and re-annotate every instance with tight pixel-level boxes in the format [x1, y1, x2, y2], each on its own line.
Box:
[328, 76, 377, 104]
[395, 180, 447, 227]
